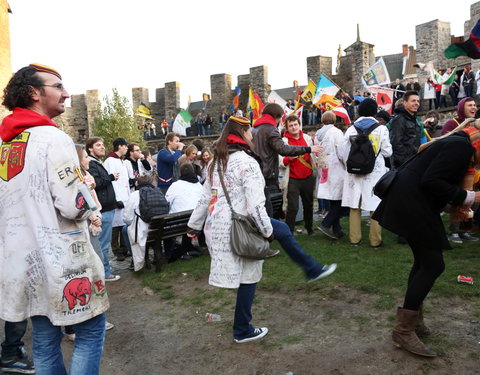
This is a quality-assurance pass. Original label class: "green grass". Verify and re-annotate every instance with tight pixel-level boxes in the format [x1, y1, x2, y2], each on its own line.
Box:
[137, 217, 480, 303]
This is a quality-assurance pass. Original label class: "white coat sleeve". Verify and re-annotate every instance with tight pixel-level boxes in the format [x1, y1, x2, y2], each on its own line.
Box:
[123, 191, 138, 226]
[379, 126, 393, 158]
[187, 177, 211, 231]
[243, 160, 273, 238]
[47, 134, 90, 221]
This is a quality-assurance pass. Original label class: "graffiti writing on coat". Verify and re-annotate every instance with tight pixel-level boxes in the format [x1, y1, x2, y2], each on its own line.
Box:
[62, 277, 91, 310]
[94, 280, 106, 297]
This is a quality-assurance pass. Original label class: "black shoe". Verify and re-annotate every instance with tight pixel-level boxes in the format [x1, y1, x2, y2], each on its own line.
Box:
[180, 253, 193, 260]
[0, 355, 35, 374]
[128, 260, 134, 271]
[188, 250, 203, 257]
[370, 241, 384, 249]
[317, 225, 340, 240]
[459, 232, 479, 241]
[116, 254, 125, 261]
[307, 228, 314, 236]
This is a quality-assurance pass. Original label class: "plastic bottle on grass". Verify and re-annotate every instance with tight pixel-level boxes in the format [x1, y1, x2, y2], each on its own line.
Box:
[205, 313, 221, 322]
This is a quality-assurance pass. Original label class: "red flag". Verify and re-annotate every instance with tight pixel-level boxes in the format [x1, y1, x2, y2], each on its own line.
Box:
[370, 87, 393, 115]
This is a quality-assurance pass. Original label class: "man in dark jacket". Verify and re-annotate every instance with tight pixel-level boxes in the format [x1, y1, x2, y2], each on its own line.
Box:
[252, 103, 321, 216]
[389, 90, 421, 168]
[86, 137, 121, 281]
[252, 104, 337, 282]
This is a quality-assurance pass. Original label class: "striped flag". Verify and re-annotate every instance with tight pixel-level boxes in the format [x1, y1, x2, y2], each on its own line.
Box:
[322, 98, 351, 125]
[313, 74, 339, 105]
[445, 19, 480, 59]
[172, 110, 193, 136]
[248, 88, 264, 122]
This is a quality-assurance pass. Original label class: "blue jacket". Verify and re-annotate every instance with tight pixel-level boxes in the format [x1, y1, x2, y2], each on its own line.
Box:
[156, 148, 183, 190]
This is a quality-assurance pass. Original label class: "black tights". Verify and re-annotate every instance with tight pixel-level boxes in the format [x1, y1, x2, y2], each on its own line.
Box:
[403, 241, 445, 311]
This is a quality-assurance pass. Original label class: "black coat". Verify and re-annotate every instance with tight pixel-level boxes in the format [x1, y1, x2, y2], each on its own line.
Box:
[389, 106, 421, 168]
[372, 132, 474, 250]
[88, 157, 117, 212]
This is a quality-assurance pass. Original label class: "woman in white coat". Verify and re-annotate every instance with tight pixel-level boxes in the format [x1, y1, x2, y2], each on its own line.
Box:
[315, 111, 348, 239]
[340, 99, 392, 247]
[187, 116, 273, 344]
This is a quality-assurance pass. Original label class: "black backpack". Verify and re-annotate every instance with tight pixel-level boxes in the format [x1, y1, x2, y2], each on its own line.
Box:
[138, 185, 169, 223]
[346, 123, 380, 175]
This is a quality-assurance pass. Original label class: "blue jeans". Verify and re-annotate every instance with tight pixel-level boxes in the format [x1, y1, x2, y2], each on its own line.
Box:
[1, 320, 27, 359]
[98, 209, 114, 277]
[121, 225, 132, 254]
[31, 313, 106, 375]
[270, 218, 324, 280]
[233, 283, 256, 339]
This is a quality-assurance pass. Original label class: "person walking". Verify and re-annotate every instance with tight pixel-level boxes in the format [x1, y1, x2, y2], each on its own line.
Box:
[373, 117, 480, 358]
[187, 116, 273, 343]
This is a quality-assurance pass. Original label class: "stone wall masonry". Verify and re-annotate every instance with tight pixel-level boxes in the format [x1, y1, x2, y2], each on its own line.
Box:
[237, 74, 250, 113]
[153, 88, 165, 119]
[132, 87, 149, 110]
[86, 89, 100, 138]
[164, 81, 180, 120]
[306, 56, 332, 84]
[56, 94, 88, 142]
[250, 66, 269, 103]
[210, 73, 232, 129]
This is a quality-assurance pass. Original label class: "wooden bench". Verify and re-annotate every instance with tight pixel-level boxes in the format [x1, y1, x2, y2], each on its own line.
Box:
[144, 193, 283, 272]
[144, 209, 194, 272]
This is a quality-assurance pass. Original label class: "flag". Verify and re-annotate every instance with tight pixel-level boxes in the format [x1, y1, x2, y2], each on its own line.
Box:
[313, 74, 339, 105]
[134, 103, 153, 119]
[445, 19, 480, 59]
[248, 88, 264, 122]
[172, 110, 193, 136]
[230, 86, 241, 111]
[332, 106, 351, 125]
[293, 89, 303, 112]
[267, 90, 288, 108]
[362, 57, 391, 87]
[430, 65, 458, 85]
[370, 87, 394, 115]
[321, 97, 351, 125]
[300, 80, 317, 104]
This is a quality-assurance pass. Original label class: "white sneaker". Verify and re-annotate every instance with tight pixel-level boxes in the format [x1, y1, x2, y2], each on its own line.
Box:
[106, 321, 115, 331]
[308, 264, 337, 282]
[105, 274, 121, 282]
[448, 233, 463, 244]
[234, 327, 268, 343]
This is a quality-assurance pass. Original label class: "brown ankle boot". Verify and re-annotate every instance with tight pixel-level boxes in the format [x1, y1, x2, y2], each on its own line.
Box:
[392, 307, 436, 357]
[416, 304, 440, 338]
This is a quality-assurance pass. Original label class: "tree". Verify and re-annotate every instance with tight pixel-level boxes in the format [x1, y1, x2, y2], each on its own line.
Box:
[93, 88, 144, 149]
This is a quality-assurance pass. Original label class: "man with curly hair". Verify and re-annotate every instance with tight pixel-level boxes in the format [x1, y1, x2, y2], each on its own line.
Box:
[0, 64, 109, 374]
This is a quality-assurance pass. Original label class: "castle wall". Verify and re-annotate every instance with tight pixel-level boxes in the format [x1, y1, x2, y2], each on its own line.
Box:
[0, 0, 11, 120]
[250, 66, 269, 103]
[210, 73, 232, 129]
[306, 56, 332, 84]
[237, 74, 250, 112]
[164, 81, 180, 120]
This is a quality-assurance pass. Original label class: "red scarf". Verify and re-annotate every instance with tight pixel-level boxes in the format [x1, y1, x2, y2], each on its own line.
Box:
[226, 134, 248, 146]
[0, 107, 57, 142]
[252, 113, 277, 128]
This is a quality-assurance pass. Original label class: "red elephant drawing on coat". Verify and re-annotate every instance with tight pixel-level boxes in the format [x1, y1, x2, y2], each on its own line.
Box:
[63, 277, 92, 310]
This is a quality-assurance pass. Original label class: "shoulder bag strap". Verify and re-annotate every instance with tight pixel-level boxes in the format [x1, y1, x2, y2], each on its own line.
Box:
[217, 162, 235, 215]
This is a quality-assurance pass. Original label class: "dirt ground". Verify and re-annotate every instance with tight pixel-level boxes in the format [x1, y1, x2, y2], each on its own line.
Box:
[3, 263, 480, 375]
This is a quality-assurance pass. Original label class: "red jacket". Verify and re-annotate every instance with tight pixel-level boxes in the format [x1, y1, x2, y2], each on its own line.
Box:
[283, 130, 313, 179]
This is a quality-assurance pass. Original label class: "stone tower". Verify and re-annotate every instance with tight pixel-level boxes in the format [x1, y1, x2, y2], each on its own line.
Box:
[0, 0, 12, 119]
[342, 24, 375, 92]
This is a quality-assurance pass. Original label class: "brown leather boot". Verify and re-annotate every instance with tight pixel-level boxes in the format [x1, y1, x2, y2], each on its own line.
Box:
[392, 307, 437, 357]
[416, 304, 440, 338]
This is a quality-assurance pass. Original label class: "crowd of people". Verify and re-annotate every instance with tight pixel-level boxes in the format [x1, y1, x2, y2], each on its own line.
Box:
[1, 61, 480, 374]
